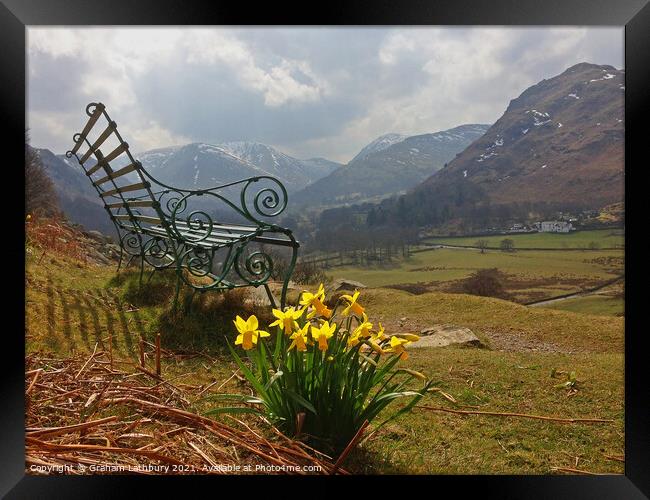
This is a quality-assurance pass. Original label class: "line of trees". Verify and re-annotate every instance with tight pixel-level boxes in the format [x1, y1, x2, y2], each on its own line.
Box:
[309, 224, 419, 266]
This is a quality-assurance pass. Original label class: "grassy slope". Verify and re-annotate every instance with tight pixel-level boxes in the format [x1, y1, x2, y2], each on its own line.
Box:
[25, 248, 624, 475]
[356, 348, 623, 474]
[423, 229, 624, 249]
[360, 288, 623, 353]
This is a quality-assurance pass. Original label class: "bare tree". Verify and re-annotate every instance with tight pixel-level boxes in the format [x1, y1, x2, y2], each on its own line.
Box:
[25, 130, 60, 217]
[475, 239, 489, 254]
[500, 238, 515, 252]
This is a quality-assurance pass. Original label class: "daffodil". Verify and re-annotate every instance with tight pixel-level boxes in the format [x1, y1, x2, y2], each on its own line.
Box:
[300, 284, 332, 319]
[288, 323, 311, 352]
[395, 333, 420, 342]
[386, 335, 411, 360]
[311, 320, 337, 352]
[348, 313, 373, 348]
[233, 315, 270, 350]
[371, 322, 388, 343]
[269, 307, 304, 335]
[341, 290, 365, 317]
[353, 313, 373, 339]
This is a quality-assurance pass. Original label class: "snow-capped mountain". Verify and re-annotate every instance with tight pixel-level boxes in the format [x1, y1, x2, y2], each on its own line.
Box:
[349, 133, 407, 163]
[218, 142, 338, 190]
[384, 63, 624, 225]
[292, 124, 490, 207]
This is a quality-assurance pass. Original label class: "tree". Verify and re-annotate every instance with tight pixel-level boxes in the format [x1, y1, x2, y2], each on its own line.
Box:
[475, 239, 489, 254]
[588, 241, 601, 250]
[500, 238, 515, 252]
[25, 130, 60, 217]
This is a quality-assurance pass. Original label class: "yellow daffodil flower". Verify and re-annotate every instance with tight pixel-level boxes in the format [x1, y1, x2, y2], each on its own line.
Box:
[366, 339, 385, 355]
[387, 335, 411, 360]
[353, 313, 373, 339]
[373, 323, 388, 340]
[288, 323, 311, 352]
[269, 307, 304, 335]
[348, 313, 373, 348]
[341, 290, 365, 317]
[234, 315, 270, 350]
[395, 333, 420, 342]
[299, 284, 332, 319]
[311, 320, 337, 352]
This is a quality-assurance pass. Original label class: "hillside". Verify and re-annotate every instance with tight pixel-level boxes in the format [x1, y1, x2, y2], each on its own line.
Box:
[349, 133, 407, 163]
[25, 220, 624, 475]
[387, 63, 624, 227]
[34, 148, 113, 234]
[292, 124, 490, 208]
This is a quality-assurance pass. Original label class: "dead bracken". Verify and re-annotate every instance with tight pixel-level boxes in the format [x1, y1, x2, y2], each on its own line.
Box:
[25, 351, 344, 475]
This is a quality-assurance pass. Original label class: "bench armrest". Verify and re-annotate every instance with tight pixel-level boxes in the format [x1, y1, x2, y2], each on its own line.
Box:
[139, 171, 290, 227]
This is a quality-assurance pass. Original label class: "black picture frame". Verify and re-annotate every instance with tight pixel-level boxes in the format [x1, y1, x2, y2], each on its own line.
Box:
[4, 0, 648, 497]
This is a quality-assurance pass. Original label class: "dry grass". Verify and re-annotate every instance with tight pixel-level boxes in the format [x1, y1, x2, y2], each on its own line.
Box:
[26, 351, 342, 475]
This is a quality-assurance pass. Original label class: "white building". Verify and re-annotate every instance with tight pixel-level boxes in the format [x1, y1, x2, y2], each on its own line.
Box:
[540, 221, 573, 233]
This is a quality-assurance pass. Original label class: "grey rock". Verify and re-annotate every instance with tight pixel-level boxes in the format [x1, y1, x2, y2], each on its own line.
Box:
[327, 278, 367, 293]
[85, 230, 108, 243]
[414, 324, 484, 349]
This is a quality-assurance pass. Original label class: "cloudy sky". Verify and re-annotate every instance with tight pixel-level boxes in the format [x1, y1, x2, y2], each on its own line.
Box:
[28, 27, 623, 163]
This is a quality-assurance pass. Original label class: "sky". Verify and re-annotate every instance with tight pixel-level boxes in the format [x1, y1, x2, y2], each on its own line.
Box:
[27, 27, 623, 163]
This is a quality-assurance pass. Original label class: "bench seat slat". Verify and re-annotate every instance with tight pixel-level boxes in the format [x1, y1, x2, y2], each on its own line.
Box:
[100, 182, 150, 198]
[85, 143, 130, 173]
[114, 214, 162, 225]
[70, 103, 105, 154]
[105, 200, 155, 209]
[79, 122, 116, 164]
[172, 220, 258, 235]
[143, 223, 295, 247]
[146, 225, 246, 244]
[94, 162, 139, 186]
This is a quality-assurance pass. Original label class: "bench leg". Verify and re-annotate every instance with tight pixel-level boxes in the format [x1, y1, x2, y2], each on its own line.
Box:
[263, 284, 277, 310]
[138, 255, 145, 288]
[116, 244, 124, 273]
[280, 242, 299, 310]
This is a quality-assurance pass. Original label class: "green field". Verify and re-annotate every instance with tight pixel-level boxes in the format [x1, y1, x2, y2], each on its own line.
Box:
[538, 294, 624, 317]
[423, 229, 624, 249]
[327, 247, 623, 303]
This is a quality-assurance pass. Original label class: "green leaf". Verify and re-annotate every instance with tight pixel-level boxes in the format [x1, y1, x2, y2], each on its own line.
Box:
[283, 389, 317, 414]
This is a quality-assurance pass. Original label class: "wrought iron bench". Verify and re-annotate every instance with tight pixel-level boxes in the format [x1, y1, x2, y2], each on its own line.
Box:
[66, 102, 299, 309]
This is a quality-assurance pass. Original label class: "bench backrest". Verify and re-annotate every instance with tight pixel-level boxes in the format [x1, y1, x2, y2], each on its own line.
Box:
[66, 103, 170, 238]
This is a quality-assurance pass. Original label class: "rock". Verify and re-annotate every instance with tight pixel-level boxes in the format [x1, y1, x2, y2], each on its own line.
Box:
[414, 324, 484, 349]
[327, 279, 367, 293]
[90, 249, 112, 265]
[85, 230, 108, 243]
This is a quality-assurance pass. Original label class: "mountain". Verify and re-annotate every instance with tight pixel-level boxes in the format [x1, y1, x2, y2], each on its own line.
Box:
[291, 124, 490, 208]
[298, 157, 342, 177]
[349, 133, 407, 163]
[218, 142, 339, 189]
[379, 62, 625, 227]
[34, 148, 115, 235]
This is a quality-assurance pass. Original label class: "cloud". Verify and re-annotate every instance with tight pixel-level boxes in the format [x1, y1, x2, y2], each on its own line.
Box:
[27, 27, 623, 162]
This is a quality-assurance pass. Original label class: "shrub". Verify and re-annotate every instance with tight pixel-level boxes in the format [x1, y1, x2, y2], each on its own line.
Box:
[25, 132, 60, 217]
[208, 285, 433, 455]
[462, 268, 510, 299]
